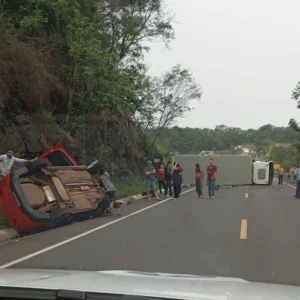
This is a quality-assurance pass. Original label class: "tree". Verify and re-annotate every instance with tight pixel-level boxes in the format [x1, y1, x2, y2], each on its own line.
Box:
[254, 139, 272, 156]
[268, 146, 296, 168]
[287, 81, 300, 166]
[289, 82, 300, 132]
[153, 124, 299, 155]
[1, 0, 175, 118]
[97, 0, 174, 61]
[137, 64, 202, 145]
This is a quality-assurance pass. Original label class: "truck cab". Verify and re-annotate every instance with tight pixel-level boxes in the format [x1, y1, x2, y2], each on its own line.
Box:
[252, 161, 274, 185]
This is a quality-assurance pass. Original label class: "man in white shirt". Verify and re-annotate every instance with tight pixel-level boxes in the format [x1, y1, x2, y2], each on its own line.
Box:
[0, 150, 35, 179]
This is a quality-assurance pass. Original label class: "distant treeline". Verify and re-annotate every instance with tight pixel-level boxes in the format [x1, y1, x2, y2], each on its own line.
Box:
[155, 124, 299, 154]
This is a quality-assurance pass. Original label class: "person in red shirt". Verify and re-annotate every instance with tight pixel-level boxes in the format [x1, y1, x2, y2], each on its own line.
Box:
[207, 158, 217, 199]
[195, 163, 204, 198]
[157, 163, 166, 195]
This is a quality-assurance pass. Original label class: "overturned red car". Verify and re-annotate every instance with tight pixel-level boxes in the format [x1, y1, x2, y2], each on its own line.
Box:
[0, 144, 116, 235]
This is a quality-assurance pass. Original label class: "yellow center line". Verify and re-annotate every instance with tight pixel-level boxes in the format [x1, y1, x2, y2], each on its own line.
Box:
[240, 219, 248, 240]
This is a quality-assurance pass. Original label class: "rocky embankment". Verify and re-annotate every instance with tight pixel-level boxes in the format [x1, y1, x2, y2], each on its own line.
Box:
[0, 104, 147, 178]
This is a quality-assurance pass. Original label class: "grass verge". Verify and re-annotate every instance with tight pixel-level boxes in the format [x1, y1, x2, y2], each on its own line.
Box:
[114, 176, 146, 199]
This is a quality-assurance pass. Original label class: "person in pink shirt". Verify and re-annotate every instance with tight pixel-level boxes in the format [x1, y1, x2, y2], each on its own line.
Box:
[195, 163, 204, 198]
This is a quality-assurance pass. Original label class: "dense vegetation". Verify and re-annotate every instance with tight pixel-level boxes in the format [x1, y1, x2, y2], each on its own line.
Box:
[0, 0, 201, 140]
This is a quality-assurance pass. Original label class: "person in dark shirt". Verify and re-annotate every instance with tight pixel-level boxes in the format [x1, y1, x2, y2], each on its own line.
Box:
[144, 160, 160, 201]
[173, 161, 184, 187]
[206, 158, 217, 199]
[173, 162, 183, 198]
[164, 160, 173, 197]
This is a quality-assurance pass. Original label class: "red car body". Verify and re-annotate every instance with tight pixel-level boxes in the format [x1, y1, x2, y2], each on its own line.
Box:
[0, 144, 110, 235]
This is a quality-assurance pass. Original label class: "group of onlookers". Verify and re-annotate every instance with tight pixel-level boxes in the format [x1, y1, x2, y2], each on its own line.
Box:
[144, 160, 184, 200]
[278, 165, 300, 199]
[144, 158, 218, 200]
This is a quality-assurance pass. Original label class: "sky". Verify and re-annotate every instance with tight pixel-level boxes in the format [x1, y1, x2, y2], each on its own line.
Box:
[144, 0, 300, 130]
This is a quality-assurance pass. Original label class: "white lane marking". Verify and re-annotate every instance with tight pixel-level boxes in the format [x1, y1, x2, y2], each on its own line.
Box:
[0, 188, 195, 269]
[274, 179, 296, 189]
[284, 182, 296, 190]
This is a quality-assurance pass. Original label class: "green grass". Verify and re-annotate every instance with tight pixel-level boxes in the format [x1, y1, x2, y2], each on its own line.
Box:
[114, 176, 146, 198]
[0, 209, 10, 228]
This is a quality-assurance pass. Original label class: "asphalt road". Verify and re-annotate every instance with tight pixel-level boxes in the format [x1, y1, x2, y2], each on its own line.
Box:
[0, 183, 299, 286]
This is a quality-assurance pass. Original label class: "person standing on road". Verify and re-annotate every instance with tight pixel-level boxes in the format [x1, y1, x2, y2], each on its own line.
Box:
[173, 161, 184, 187]
[157, 163, 167, 195]
[195, 163, 203, 198]
[289, 166, 295, 184]
[207, 158, 217, 199]
[173, 162, 182, 198]
[278, 166, 284, 185]
[145, 160, 160, 201]
[164, 160, 173, 197]
[0, 150, 35, 180]
[295, 166, 300, 199]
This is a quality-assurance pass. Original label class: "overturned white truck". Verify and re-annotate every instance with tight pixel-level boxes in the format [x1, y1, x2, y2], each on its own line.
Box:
[173, 155, 274, 186]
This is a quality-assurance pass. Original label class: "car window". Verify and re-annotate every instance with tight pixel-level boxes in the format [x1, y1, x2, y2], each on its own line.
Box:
[45, 150, 74, 166]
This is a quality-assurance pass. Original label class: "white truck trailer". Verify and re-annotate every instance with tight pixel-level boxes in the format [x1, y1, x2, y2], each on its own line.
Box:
[173, 155, 274, 186]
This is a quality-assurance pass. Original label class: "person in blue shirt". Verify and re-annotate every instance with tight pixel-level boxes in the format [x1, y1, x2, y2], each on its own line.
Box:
[295, 166, 300, 199]
[164, 161, 173, 197]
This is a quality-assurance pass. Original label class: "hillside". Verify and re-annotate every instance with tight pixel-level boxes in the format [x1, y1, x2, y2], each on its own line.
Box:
[0, 109, 147, 178]
[0, 0, 176, 179]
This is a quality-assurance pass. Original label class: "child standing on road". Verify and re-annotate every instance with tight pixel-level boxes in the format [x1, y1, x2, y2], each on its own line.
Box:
[157, 164, 166, 195]
[195, 163, 203, 198]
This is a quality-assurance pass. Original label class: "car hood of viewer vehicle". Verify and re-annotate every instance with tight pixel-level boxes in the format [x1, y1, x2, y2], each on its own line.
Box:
[0, 269, 299, 300]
